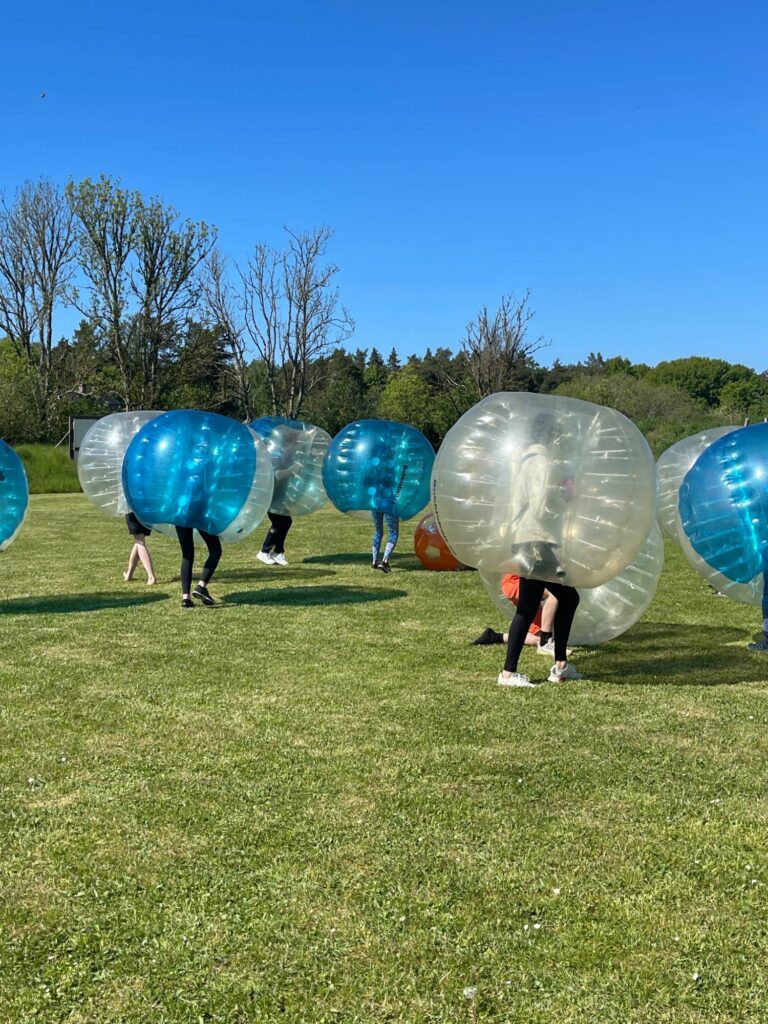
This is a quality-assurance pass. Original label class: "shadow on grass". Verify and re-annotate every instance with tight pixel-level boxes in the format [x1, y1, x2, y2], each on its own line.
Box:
[0, 592, 170, 616]
[590, 621, 768, 686]
[225, 585, 407, 607]
[214, 567, 336, 583]
[302, 551, 421, 570]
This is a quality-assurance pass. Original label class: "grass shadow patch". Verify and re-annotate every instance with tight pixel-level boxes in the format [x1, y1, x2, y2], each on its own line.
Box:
[0, 592, 170, 615]
[594, 621, 768, 686]
[214, 567, 336, 583]
[225, 585, 407, 607]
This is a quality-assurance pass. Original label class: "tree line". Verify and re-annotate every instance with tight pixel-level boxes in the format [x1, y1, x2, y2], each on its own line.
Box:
[1, 177, 766, 456]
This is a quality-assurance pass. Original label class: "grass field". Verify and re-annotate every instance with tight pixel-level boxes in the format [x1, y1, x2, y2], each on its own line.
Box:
[1, 494, 767, 1023]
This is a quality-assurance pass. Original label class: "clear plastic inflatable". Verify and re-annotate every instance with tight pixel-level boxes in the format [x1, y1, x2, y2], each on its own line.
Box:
[432, 392, 656, 587]
[122, 410, 274, 543]
[77, 411, 162, 517]
[322, 419, 435, 520]
[0, 441, 29, 550]
[656, 426, 737, 542]
[249, 416, 331, 517]
[480, 524, 664, 645]
[679, 422, 768, 584]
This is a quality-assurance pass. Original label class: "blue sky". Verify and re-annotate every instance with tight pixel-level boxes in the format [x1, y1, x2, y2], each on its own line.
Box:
[2, 0, 766, 370]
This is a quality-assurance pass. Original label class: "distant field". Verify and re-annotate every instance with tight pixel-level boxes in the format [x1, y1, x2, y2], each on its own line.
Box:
[14, 444, 81, 494]
[0, 495, 766, 1023]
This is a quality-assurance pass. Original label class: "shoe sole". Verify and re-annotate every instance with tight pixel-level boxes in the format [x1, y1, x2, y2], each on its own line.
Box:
[193, 593, 215, 606]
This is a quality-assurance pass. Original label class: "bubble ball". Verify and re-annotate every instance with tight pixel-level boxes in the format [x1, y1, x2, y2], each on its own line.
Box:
[123, 410, 274, 542]
[679, 422, 768, 584]
[414, 512, 467, 571]
[480, 524, 665, 645]
[77, 411, 163, 517]
[322, 419, 435, 520]
[656, 426, 737, 542]
[677, 528, 763, 607]
[432, 392, 656, 588]
[249, 416, 331, 517]
[0, 441, 29, 550]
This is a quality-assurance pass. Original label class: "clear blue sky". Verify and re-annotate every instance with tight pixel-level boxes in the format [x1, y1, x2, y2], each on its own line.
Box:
[2, 0, 766, 370]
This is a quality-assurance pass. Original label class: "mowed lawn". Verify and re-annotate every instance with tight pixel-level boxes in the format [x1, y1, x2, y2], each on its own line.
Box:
[1, 494, 767, 1023]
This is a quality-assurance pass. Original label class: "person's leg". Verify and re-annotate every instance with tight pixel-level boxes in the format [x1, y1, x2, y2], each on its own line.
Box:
[134, 536, 156, 584]
[261, 512, 280, 553]
[371, 511, 384, 565]
[382, 513, 399, 564]
[543, 582, 580, 673]
[124, 544, 140, 581]
[198, 531, 222, 585]
[502, 578, 547, 675]
[270, 514, 292, 555]
[176, 526, 195, 603]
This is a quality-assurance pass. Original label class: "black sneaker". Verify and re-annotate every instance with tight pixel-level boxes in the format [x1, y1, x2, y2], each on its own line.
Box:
[471, 627, 504, 646]
[193, 584, 215, 605]
[373, 562, 388, 572]
[380, 560, 392, 573]
[181, 598, 194, 609]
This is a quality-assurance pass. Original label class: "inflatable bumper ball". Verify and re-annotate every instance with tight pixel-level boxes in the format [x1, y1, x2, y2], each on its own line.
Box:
[0, 441, 29, 550]
[122, 410, 274, 543]
[77, 411, 163, 517]
[414, 512, 466, 570]
[432, 392, 656, 588]
[322, 419, 435, 520]
[249, 416, 331, 516]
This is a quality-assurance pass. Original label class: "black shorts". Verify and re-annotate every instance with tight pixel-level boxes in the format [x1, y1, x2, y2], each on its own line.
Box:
[125, 512, 152, 537]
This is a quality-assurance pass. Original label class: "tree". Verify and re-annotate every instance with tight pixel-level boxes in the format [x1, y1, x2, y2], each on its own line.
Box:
[0, 179, 77, 433]
[201, 248, 257, 419]
[240, 227, 354, 418]
[376, 366, 435, 441]
[68, 176, 214, 409]
[459, 291, 545, 398]
[646, 356, 754, 408]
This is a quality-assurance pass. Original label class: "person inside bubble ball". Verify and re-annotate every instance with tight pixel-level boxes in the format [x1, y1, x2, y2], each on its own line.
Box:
[257, 447, 295, 567]
[471, 574, 572, 658]
[176, 527, 222, 609]
[371, 508, 399, 573]
[507, 411, 574, 579]
[498, 413, 581, 686]
[123, 512, 156, 585]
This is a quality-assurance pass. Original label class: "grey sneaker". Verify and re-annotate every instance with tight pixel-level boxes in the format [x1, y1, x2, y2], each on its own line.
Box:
[548, 663, 583, 682]
[498, 671, 537, 688]
[747, 638, 768, 652]
[536, 638, 573, 657]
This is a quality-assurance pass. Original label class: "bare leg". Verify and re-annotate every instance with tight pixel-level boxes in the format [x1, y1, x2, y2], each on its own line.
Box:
[124, 544, 140, 581]
[540, 591, 557, 633]
[134, 536, 156, 584]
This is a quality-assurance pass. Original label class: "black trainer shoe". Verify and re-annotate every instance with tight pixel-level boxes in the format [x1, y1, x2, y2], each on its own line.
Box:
[181, 598, 194, 609]
[193, 584, 215, 605]
[373, 562, 388, 572]
[380, 560, 392, 573]
[471, 627, 504, 646]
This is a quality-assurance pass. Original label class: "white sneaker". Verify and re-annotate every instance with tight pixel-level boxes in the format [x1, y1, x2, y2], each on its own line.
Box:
[548, 663, 583, 682]
[257, 551, 275, 565]
[272, 553, 288, 565]
[497, 671, 537, 688]
[536, 638, 573, 657]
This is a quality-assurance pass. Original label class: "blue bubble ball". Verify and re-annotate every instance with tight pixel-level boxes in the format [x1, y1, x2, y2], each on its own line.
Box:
[322, 419, 435, 520]
[679, 422, 768, 583]
[249, 416, 331, 517]
[0, 441, 29, 549]
[123, 410, 274, 541]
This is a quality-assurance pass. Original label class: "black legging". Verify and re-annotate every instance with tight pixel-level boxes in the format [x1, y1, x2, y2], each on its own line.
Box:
[176, 526, 222, 594]
[503, 577, 580, 673]
[261, 512, 292, 555]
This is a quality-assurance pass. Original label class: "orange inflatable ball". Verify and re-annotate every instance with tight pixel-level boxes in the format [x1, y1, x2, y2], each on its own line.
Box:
[414, 513, 465, 571]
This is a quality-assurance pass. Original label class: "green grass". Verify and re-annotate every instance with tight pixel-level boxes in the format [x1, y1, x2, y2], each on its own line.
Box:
[1, 495, 767, 1023]
[14, 444, 81, 494]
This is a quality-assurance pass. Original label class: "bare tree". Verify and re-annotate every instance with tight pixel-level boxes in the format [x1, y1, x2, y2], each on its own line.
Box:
[460, 291, 546, 398]
[67, 176, 136, 406]
[0, 179, 77, 429]
[131, 194, 215, 408]
[68, 176, 215, 409]
[201, 248, 259, 420]
[240, 227, 354, 418]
